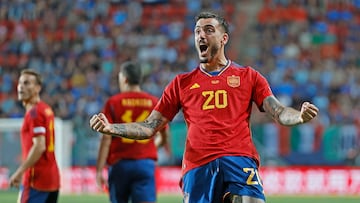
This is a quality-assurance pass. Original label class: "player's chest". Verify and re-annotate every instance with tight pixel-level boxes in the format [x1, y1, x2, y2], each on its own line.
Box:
[181, 75, 252, 107]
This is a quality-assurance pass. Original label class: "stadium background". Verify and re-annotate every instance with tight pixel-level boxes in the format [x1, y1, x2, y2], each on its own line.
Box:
[0, 0, 359, 202]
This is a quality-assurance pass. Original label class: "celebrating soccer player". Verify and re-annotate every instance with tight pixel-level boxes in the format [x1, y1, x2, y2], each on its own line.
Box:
[90, 11, 318, 203]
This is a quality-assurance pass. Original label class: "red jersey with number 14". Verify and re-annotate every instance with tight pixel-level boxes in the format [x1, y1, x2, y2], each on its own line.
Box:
[154, 61, 273, 176]
[103, 92, 159, 165]
[21, 101, 60, 191]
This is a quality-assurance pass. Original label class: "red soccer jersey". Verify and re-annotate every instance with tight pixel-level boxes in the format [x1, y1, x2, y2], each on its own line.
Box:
[21, 101, 60, 191]
[154, 61, 273, 176]
[103, 92, 160, 165]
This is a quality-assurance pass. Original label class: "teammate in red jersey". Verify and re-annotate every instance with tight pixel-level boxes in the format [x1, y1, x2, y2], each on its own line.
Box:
[10, 69, 60, 203]
[95, 61, 169, 203]
[90, 11, 319, 203]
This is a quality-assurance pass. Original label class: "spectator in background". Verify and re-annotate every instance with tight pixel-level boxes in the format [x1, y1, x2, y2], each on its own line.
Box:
[9, 69, 60, 203]
[95, 61, 169, 203]
[90, 11, 319, 203]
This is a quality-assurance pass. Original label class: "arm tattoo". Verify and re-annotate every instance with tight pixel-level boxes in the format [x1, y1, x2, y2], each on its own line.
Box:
[263, 96, 302, 126]
[263, 96, 284, 120]
[109, 117, 165, 140]
[141, 118, 163, 129]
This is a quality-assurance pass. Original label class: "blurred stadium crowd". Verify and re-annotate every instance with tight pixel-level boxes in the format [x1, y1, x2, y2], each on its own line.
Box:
[0, 0, 359, 166]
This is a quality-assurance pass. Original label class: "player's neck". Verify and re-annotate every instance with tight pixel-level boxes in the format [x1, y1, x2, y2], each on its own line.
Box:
[124, 85, 142, 92]
[201, 57, 229, 72]
[23, 97, 40, 111]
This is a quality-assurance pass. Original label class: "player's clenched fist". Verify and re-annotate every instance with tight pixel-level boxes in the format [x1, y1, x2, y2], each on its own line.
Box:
[300, 102, 319, 123]
[90, 113, 111, 133]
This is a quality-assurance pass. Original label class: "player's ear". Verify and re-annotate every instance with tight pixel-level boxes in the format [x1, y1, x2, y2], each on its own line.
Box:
[35, 84, 42, 94]
[221, 33, 229, 46]
[124, 77, 130, 84]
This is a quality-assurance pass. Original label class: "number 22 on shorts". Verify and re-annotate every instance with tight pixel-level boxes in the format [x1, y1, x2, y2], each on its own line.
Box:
[243, 168, 263, 186]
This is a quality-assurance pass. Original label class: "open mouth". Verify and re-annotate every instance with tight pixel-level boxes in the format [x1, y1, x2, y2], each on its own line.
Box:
[200, 44, 208, 54]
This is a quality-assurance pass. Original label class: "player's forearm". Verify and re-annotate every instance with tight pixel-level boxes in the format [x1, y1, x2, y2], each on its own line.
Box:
[96, 135, 111, 172]
[263, 95, 303, 126]
[93, 110, 168, 139]
[18, 145, 44, 173]
[277, 107, 303, 126]
[106, 121, 158, 140]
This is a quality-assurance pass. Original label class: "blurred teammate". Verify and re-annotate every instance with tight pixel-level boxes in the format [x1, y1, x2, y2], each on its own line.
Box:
[10, 69, 60, 203]
[95, 61, 169, 203]
[90, 11, 319, 203]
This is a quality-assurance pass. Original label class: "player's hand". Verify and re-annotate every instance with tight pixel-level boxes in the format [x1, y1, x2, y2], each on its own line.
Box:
[96, 171, 108, 191]
[300, 102, 319, 123]
[9, 170, 22, 189]
[90, 113, 112, 134]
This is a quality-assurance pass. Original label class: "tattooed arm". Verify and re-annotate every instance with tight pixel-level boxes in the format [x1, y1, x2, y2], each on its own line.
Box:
[262, 95, 319, 126]
[89, 110, 169, 139]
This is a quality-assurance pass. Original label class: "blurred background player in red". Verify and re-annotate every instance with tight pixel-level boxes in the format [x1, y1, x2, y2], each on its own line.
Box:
[10, 69, 60, 203]
[95, 61, 169, 203]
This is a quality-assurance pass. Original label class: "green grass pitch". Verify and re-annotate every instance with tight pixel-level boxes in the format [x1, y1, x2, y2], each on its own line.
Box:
[0, 191, 359, 203]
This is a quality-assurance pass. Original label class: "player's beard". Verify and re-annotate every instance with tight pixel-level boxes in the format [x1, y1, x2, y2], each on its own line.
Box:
[199, 44, 220, 64]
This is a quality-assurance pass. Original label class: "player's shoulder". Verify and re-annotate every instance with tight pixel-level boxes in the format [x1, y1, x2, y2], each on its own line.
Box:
[230, 61, 256, 71]
[176, 69, 196, 79]
[104, 93, 119, 104]
[139, 91, 159, 102]
[108, 93, 124, 100]
[229, 61, 263, 75]
[30, 101, 53, 118]
[36, 100, 50, 107]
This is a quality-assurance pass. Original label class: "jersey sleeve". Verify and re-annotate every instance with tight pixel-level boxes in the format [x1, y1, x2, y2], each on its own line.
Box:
[251, 68, 273, 112]
[102, 99, 114, 123]
[154, 76, 181, 121]
[32, 106, 48, 137]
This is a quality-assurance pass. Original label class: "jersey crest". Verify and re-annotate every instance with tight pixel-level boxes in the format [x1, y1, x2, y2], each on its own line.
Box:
[227, 75, 240, 87]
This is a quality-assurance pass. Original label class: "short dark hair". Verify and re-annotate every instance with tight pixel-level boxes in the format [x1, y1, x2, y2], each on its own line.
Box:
[195, 11, 229, 34]
[20, 69, 43, 86]
[120, 61, 142, 85]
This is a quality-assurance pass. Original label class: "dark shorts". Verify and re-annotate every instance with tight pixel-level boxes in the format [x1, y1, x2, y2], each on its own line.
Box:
[20, 185, 59, 203]
[182, 156, 265, 203]
[108, 159, 156, 203]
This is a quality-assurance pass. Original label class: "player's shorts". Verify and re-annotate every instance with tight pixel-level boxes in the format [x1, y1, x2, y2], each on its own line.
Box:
[182, 156, 265, 203]
[19, 185, 59, 203]
[108, 158, 156, 203]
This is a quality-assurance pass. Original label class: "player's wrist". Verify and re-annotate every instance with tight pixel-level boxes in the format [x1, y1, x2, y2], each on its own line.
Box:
[299, 116, 304, 124]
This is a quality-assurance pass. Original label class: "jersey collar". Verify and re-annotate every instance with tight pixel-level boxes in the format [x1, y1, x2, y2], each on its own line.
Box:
[200, 60, 231, 77]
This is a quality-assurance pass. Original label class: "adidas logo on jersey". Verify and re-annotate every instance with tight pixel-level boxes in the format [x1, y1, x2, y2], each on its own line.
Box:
[190, 83, 200, 89]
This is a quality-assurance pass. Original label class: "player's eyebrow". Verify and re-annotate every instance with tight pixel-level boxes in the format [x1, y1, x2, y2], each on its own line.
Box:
[195, 24, 216, 29]
[194, 24, 216, 32]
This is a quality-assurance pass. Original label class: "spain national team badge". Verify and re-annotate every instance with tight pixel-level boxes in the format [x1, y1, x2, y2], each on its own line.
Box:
[227, 75, 240, 87]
